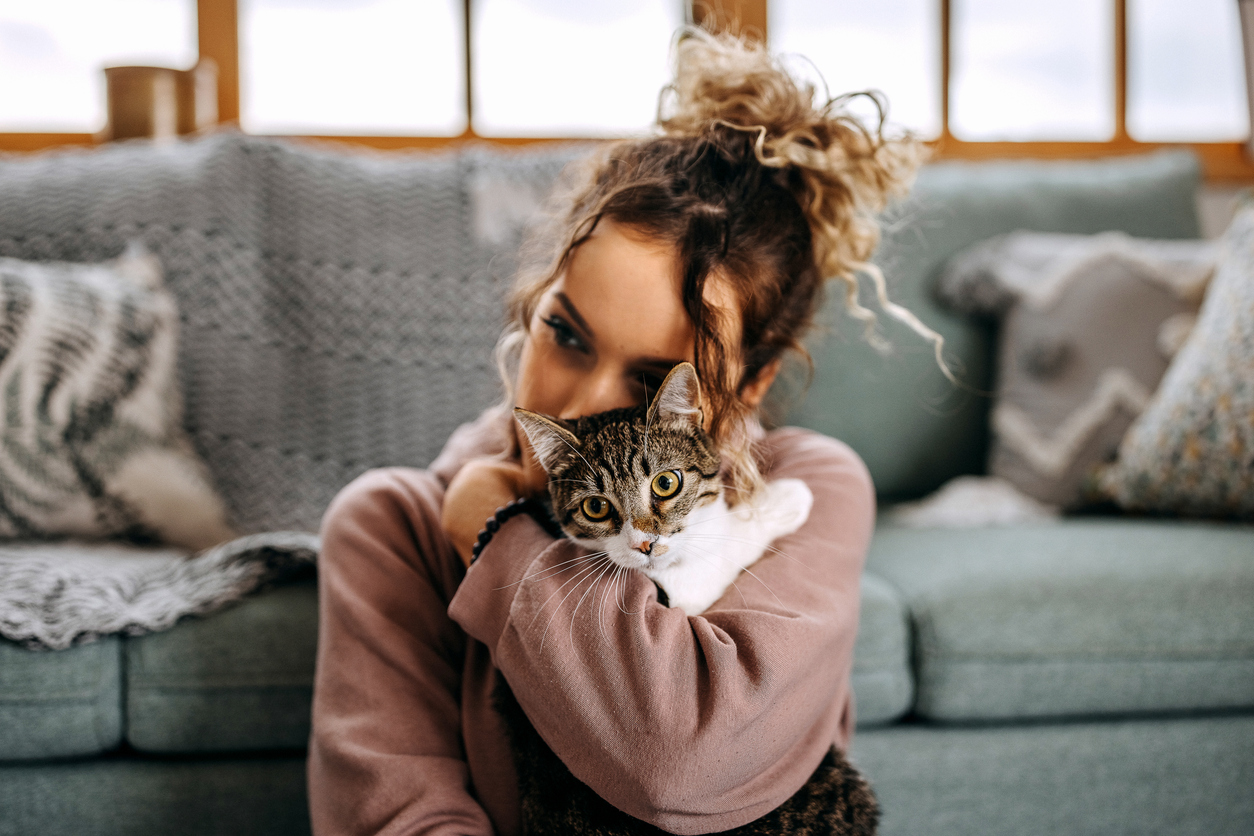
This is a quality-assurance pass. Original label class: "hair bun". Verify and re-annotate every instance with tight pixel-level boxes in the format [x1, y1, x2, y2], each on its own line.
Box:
[658, 27, 949, 380]
[658, 27, 921, 244]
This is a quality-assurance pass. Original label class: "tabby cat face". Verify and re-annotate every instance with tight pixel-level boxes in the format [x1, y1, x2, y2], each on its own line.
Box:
[515, 363, 721, 572]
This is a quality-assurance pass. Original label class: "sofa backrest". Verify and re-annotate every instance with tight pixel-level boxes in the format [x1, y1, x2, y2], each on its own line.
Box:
[0, 137, 1203, 531]
[778, 150, 1203, 500]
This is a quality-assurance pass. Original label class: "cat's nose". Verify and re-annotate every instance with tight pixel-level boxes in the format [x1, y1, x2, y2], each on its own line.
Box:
[631, 540, 653, 555]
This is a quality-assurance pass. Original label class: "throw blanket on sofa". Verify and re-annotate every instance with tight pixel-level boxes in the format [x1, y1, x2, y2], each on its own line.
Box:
[0, 134, 592, 649]
[0, 532, 318, 650]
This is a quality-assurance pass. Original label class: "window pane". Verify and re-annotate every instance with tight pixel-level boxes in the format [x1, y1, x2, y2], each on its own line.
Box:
[951, 0, 1114, 141]
[1128, 0, 1247, 141]
[473, 0, 683, 137]
[0, 0, 195, 132]
[241, 0, 465, 136]
[770, 0, 941, 138]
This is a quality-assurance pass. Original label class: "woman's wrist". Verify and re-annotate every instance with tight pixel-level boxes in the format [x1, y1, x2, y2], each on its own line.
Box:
[441, 457, 527, 566]
[469, 497, 562, 564]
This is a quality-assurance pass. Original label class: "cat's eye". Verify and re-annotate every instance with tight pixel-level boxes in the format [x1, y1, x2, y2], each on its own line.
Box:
[651, 470, 682, 498]
[581, 496, 612, 521]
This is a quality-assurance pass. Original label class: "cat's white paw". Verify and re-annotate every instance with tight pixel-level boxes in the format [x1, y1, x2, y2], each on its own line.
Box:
[649, 559, 728, 617]
[755, 478, 813, 540]
[662, 588, 715, 617]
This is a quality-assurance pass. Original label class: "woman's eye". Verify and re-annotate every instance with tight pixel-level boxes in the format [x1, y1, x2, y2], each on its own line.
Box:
[543, 316, 584, 351]
[651, 471, 682, 499]
[581, 496, 611, 521]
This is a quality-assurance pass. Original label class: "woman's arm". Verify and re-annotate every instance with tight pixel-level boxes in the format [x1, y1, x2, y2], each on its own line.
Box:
[448, 429, 873, 835]
[308, 468, 497, 836]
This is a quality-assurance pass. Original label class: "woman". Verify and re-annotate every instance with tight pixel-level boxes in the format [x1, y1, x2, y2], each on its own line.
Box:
[308, 29, 933, 836]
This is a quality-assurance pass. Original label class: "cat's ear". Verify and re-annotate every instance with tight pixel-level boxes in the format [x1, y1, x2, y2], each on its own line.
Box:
[648, 362, 703, 427]
[514, 408, 580, 473]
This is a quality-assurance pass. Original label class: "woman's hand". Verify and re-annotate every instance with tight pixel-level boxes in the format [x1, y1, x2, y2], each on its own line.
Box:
[442, 456, 530, 567]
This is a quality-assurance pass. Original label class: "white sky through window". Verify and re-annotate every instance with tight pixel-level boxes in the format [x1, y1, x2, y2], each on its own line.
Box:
[473, 0, 682, 137]
[951, 0, 1114, 141]
[240, 0, 465, 135]
[0, 0, 196, 132]
[1128, 0, 1248, 141]
[770, 0, 941, 139]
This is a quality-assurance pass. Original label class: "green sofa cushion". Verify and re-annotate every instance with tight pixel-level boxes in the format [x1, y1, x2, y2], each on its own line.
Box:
[0, 637, 123, 761]
[125, 578, 318, 753]
[120, 570, 912, 751]
[868, 519, 1254, 721]
[851, 714, 1254, 836]
[781, 151, 1202, 500]
[853, 572, 913, 726]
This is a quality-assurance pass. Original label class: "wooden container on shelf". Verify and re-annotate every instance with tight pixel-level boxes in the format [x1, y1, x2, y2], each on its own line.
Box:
[99, 59, 218, 142]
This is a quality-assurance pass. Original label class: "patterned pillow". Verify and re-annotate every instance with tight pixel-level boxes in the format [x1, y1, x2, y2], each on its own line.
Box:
[937, 231, 1217, 508]
[1100, 206, 1254, 519]
[0, 247, 235, 549]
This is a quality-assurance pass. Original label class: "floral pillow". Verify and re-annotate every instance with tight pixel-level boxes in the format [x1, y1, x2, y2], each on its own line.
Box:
[0, 247, 235, 550]
[1099, 205, 1254, 519]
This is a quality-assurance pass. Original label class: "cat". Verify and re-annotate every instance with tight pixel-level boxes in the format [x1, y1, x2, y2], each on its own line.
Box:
[506, 362, 879, 835]
[512, 361, 813, 616]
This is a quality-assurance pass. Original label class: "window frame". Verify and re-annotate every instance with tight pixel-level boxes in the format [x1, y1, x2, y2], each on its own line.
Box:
[2, 0, 1251, 181]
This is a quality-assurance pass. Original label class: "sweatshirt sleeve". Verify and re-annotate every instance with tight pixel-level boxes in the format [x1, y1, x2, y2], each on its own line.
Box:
[447, 429, 874, 835]
[308, 468, 497, 836]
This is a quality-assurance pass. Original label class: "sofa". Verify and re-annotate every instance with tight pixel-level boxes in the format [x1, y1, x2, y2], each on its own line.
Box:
[0, 133, 1250, 836]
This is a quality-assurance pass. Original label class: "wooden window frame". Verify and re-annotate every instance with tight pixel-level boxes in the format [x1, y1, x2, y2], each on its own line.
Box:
[3, 0, 1251, 182]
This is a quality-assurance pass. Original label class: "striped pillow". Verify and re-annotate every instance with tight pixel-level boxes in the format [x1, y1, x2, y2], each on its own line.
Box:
[0, 247, 234, 550]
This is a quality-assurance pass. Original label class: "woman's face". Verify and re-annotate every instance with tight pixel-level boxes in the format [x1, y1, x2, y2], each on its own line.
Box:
[515, 220, 700, 423]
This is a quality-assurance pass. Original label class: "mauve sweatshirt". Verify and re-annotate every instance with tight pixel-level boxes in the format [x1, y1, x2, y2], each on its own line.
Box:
[307, 407, 874, 836]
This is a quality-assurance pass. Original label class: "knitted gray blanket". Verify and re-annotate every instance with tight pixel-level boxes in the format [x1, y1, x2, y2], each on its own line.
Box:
[0, 532, 318, 650]
[0, 132, 591, 647]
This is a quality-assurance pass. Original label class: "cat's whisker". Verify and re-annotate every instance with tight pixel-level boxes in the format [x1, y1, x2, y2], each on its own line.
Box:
[495, 551, 609, 590]
[599, 564, 625, 634]
[539, 557, 610, 652]
[609, 564, 641, 616]
[570, 559, 616, 646]
[538, 564, 602, 652]
[596, 565, 617, 640]
[528, 557, 610, 633]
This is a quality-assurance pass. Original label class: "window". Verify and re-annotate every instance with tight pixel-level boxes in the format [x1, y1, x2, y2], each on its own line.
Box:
[2, 0, 1250, 182]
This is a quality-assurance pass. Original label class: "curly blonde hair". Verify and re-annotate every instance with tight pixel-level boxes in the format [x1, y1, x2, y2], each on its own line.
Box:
[497, 27, 946, 503]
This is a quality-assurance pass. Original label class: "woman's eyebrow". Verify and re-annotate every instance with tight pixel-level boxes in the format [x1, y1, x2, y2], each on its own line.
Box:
[555, 292, 595, 337]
